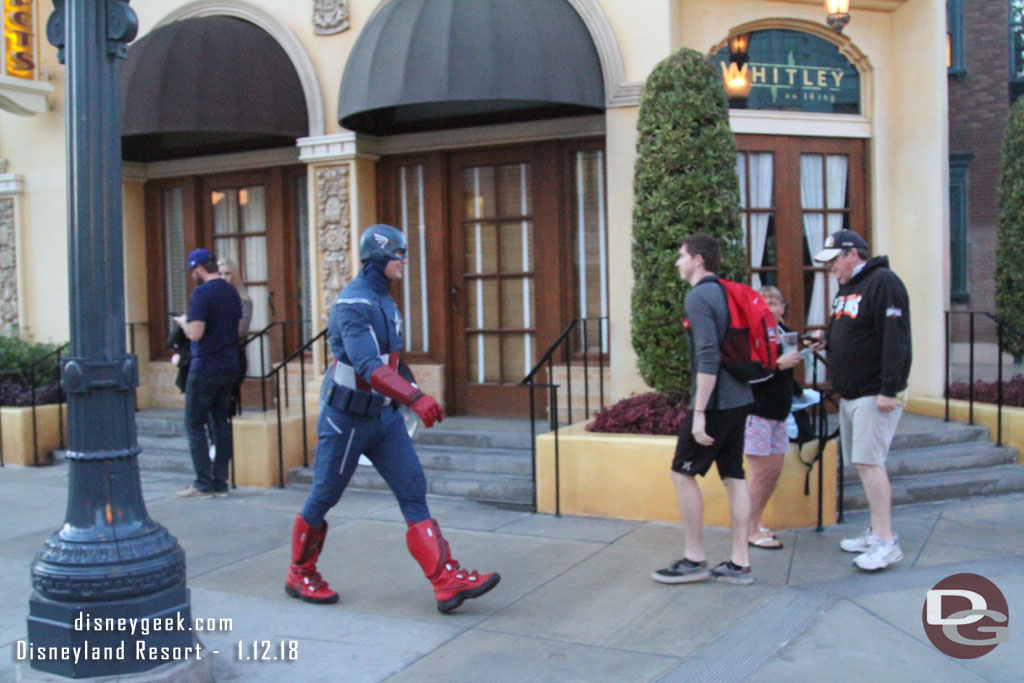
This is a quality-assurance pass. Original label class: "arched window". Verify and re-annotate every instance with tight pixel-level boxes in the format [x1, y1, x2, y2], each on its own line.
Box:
[710, 29, 860, 114]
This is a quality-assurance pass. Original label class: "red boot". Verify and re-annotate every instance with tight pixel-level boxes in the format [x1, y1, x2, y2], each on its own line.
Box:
[285, 515, 339, 604]
[406, 519, 500, 613]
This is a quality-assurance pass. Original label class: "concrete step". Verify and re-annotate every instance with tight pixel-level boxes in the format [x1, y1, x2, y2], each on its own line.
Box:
[842, 464, 1024, 511]
[841, 442, 1018, 483]
[288, 462, 534, 507]
[415, 445, 532, 477]
[412, 420, 534, 451]
[136, 409, 187, 437]
[888, 420, 989, 450]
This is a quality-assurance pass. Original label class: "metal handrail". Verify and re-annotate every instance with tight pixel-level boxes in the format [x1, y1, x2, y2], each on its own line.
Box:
[801, 349, 842, 528]
[244, 327, 329, 488]
[944, 310, 1024, 447]
[239, 320, 314, 412]
[520, 317, 609, 515]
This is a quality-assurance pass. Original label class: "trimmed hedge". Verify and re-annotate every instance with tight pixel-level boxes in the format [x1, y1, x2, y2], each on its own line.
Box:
[996, 96, 1024, 357]
[631, 48, 747, 399]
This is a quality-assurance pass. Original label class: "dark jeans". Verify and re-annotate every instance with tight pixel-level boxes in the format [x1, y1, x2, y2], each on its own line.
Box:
[185, 371, 235, 492]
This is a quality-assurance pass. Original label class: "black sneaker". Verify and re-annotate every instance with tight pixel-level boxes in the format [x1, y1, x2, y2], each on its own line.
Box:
[651, 558, 711, 584]
[711, 561, 754, 585]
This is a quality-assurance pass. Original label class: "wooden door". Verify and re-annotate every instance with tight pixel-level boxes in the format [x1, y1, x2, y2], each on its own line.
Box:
[735, 135, 867, 333]
[447, 146, 561, 415]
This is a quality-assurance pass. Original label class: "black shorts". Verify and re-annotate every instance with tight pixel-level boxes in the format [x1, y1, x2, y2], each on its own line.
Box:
[671, 405, 749, 479]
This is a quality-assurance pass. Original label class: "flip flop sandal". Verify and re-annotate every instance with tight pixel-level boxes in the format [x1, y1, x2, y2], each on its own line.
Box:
[749, 536, 784, 549]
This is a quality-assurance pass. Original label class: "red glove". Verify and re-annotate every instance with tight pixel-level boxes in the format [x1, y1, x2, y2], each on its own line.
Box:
[411, 394, 444, 428]
[370, 365, 444, 428]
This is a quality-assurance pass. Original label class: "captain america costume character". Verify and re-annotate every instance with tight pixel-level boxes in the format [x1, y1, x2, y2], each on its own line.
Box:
[286, 224, 500, 613]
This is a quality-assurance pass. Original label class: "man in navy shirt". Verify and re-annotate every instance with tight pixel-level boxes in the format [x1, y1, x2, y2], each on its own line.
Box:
[173, 248, 242, 499]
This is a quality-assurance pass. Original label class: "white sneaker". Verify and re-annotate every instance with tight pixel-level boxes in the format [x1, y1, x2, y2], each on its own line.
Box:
[853, 537, 903, 571]
[840, 527, 881, 553]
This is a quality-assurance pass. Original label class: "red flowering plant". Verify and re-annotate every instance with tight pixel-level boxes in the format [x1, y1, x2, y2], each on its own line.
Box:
[587, 392, 688, 435]
[947, 376, 1024, 408]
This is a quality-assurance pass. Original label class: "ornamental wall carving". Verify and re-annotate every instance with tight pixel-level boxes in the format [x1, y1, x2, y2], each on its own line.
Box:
[314, 0, 350, 35]
[316, 165, 351, 326]
[0, 198, 18, 336]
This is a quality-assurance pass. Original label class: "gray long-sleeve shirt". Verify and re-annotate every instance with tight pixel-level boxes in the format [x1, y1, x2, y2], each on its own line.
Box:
[684, 275, 754, 411]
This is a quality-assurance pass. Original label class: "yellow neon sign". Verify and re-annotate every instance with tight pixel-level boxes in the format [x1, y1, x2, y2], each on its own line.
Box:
[5, 0, 35, 80]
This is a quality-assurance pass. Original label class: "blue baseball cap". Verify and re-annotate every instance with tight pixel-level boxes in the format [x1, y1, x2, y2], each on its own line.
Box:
[186, 248, 212, 271]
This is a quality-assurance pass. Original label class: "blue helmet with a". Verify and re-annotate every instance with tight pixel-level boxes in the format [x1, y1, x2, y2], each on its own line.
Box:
[359, 224, 407, 263]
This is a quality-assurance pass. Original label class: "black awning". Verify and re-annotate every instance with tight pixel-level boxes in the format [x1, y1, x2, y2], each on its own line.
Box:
[339, 0, 605, 136]
[121, 16, 308, 162]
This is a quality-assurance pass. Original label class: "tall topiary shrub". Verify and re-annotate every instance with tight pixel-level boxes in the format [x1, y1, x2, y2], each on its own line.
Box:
[996, 96, 1024, 358]
[631, 48, 747, 399]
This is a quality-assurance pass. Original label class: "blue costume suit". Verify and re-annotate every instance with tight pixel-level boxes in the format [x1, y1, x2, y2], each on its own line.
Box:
[300, 260, 430, 526]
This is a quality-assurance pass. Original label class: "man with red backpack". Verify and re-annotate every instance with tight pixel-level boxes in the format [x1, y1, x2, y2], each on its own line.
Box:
[652, 233, 756, 586]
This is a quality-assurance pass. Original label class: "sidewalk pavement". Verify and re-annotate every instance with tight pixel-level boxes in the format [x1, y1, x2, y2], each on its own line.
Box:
[1, 462, 1021, 682]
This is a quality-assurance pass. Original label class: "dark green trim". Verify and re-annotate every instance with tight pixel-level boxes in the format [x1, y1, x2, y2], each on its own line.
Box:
[949, 153, 972, 303]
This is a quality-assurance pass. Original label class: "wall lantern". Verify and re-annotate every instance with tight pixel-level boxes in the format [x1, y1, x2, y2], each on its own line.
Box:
[825, 0, 851, 34]
[722, 33, 752, 100]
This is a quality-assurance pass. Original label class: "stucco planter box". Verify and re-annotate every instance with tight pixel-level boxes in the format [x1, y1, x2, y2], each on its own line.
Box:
[535, 420, 837, 528]
[908, 396, 1024, 464]
[1, 404, 67, 467]
[231, 406, 317, 487]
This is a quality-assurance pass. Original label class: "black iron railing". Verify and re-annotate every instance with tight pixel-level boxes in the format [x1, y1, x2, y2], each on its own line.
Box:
[944, 310, 1024, 447]
[802, 350, 842, 528]
[247, 328, 329, 488]
[0, 342, 69, 468]
[520, 317, 609, 515]
[240, 320, 316, 413]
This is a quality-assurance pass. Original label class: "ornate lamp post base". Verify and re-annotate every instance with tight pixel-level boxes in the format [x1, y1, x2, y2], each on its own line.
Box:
[27, 585, 193, 678]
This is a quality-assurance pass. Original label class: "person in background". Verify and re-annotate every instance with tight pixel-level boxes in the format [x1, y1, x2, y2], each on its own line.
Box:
[745, 286, 803, 550]
[652, 233, 755, 586]
[809, 230, 912, 571]
[173, 248, 242, 499]
[217, 257, 252, 414]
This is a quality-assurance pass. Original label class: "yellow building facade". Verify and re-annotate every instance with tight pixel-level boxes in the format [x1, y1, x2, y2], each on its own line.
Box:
[0, 0, 947, 416]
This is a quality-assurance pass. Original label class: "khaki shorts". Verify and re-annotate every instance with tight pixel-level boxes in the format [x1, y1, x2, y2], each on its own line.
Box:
[839, 395, 904, 466]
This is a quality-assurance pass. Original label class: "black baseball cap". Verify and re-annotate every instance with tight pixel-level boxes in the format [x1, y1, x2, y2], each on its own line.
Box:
[814, 230, 868, 262]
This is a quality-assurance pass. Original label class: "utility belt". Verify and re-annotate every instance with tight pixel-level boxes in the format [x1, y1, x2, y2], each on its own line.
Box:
[326, 383, 394, 417]
[327, 355, 394, 417]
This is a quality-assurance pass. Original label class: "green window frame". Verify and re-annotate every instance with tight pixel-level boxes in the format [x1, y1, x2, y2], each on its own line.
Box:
[948, 0, 966, 76]
[949, 153, 971, 303]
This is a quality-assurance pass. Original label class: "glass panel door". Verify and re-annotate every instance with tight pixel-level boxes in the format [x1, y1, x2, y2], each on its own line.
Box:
[462, 163, 536, 385]
[210, 185, 269, 375]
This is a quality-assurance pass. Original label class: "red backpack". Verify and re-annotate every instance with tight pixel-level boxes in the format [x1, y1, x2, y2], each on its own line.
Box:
[685, 278, 778, 382]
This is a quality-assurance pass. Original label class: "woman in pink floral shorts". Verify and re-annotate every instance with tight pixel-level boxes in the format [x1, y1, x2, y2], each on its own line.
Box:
[745, 287, 803, 549]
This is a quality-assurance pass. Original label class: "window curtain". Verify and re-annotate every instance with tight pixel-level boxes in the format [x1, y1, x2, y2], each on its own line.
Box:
[748, 153, 773, 290]
[735, 153, 773, 290]
[801, 155, 825, 328]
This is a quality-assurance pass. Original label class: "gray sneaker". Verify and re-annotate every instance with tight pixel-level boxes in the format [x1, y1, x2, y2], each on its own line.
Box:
[175, 485, 214, 499]
[652, 558, 711, 584]
[711, 561, 754, 585]
[840, 527, 881, 553]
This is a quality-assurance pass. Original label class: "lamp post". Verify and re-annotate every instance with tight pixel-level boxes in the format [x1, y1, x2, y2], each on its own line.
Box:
[825, 0, 852, 34]
[26, 1, 194, 677]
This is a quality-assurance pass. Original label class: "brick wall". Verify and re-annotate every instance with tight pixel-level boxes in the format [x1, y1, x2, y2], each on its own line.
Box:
[948, 0, 1011, 343]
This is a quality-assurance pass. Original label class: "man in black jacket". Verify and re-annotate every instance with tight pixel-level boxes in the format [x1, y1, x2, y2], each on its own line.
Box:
[811, 230, 911, 571]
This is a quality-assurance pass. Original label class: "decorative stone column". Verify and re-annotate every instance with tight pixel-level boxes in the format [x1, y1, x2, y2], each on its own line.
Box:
[297, 133, 379, 369]
[0, 162, 22, 336]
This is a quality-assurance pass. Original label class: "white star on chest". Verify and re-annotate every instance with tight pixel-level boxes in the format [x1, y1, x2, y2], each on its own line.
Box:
[392, 310, 402, 337]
